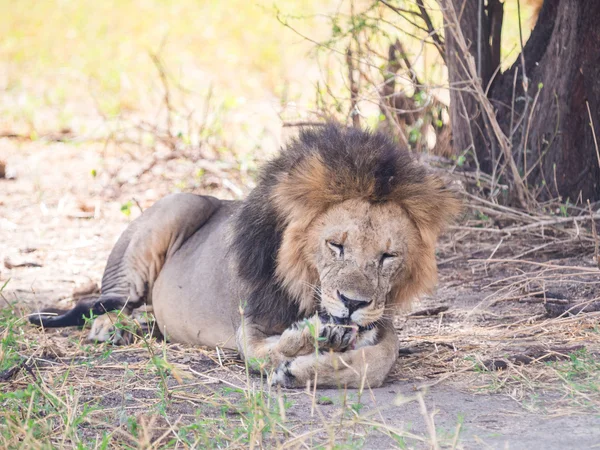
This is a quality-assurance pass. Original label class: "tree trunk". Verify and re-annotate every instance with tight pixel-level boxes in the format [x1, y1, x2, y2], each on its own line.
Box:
[444, 0, 495, 173]
[444, 0, 600, 203]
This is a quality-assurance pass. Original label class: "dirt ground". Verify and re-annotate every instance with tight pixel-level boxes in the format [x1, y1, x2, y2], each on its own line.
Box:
[1, 138, 600, 449]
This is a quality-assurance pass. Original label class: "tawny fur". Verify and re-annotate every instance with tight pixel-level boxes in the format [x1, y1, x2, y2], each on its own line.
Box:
[271, 145, 461, 317]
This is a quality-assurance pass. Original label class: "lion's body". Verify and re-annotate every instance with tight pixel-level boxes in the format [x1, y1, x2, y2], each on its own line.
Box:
[152, 198, 240, 348]
[30, 123, 461, 388]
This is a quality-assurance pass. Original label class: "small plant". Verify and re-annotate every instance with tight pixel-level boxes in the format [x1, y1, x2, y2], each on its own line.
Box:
[120, 201, 133, 217]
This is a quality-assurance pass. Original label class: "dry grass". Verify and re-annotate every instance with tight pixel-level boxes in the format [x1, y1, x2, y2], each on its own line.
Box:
[2, 185, 599, 447]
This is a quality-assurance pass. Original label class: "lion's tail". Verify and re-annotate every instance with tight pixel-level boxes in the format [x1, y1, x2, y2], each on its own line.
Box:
[28, 296, 123, 328]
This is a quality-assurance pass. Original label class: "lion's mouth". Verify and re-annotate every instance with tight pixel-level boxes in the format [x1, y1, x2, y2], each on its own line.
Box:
[318, 310, 376, 332]
[319, 311, 350, 325]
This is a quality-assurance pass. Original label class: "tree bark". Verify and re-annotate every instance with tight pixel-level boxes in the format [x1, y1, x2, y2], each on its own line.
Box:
[444, 0, 600, 203]
[443, 0, 495, 172]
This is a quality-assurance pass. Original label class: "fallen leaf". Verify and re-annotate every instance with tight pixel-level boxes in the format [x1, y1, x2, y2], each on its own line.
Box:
[4, 256, 43, 269]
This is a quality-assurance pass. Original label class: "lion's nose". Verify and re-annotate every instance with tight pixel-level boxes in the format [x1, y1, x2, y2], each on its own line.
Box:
[337, 290, 371, 314]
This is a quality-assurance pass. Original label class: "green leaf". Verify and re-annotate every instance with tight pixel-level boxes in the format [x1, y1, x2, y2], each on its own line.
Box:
[120, 201, 132, 217]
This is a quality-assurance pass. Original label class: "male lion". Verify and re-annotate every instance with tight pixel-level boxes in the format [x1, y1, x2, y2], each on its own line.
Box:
[30, 123, 461, 388]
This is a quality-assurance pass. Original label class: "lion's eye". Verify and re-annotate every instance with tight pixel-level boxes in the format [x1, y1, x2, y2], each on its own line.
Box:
[327, 241, 344, 258]
[380, 252, 397, 267]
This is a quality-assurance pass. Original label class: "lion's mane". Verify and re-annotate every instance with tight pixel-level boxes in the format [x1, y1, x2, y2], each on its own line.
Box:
[230, 123, 461, 330]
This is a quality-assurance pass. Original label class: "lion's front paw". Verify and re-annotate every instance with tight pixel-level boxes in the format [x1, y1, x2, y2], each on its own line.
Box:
[271, 361, 299, 388]
[318, 322, 358, 353]
[278, 315, 320, 358]
[277, 315, 358, 359]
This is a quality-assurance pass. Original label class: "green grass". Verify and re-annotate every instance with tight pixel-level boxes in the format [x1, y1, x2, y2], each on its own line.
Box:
[550, 349, 600, 410]
[0, 280, 25, 374]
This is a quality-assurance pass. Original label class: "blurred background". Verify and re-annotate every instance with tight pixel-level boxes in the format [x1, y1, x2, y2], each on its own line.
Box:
[0, 0, 539, 299]
[1, 0, 538, 167]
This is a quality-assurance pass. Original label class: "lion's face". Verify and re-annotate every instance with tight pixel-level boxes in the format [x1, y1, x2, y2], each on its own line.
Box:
[306, 199, 422, 327]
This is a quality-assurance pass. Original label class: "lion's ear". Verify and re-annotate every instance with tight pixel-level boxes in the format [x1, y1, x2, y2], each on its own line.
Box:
[396, 175, 462, 247]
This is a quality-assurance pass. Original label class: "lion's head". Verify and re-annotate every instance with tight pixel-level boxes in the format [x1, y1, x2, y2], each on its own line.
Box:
[231, 123, 461, 331]
[297, 199, 421, 327]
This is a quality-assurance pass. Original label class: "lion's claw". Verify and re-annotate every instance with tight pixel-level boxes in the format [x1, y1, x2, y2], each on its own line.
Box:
[318, 321, 358, 352]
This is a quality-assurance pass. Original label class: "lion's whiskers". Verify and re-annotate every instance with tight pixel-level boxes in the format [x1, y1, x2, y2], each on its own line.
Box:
[300, 281, 322, 298]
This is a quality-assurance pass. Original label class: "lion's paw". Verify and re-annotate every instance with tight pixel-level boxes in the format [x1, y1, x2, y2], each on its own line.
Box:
[318, 322, 358, 353]
[278, 315, 359, 358]
[271, 361, 298, 388]
[271, 355, 323, 388]
[87, 313, 131, 345]
[278, 316, 320, 357]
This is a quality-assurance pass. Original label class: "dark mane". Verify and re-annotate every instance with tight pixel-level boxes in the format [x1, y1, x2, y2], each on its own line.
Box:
[229, 122, 458, 330]
[290, 124, 426, 201]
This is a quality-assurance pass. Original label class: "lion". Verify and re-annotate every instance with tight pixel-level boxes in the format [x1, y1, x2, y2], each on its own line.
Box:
[29, 123, 461, 388]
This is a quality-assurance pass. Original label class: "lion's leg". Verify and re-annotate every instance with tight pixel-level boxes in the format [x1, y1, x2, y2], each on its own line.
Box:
[87, 305, 155, 345]
[272, 320, 399, 388]
[29, 194, 219, 332]
[98, 194, 220, 314]
[236, 318, 289, 370]
[237, 314, 361, 370]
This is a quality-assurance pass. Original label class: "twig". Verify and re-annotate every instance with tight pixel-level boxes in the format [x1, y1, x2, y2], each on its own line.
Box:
[586, 101, 600, 170]
[516, 0, 530, 173]
[463, 192, 535, 220]
[471, 259, 597, 272]
[132, 198, 144, 214]
[346, 47, 361, 128]
[501, 213, 600, 233]
[522, 83, 543, 186]
[149, 52, 176, 151]
[282, 121, 327, 128]
[394, 38, 421, 87]
[414, 0, 446, 61]
[588, 200, 600, 269]
[408, 306, 449, 317]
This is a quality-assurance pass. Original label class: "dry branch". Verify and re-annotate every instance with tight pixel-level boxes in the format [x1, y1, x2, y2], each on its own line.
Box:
[346, 47, 361, 128]
[589, 200, 600, 269]
[415, 0, 446, 61]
